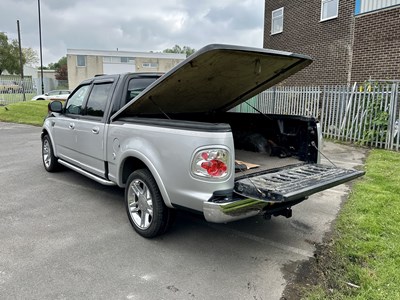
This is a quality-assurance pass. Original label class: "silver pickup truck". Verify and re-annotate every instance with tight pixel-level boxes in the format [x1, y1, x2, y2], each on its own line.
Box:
[42, 44, 364, 238]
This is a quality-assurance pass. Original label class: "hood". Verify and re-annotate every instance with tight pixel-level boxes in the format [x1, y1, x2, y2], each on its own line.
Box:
[113, 44, 312, 118]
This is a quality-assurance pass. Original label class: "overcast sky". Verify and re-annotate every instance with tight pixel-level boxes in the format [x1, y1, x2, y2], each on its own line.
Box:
[0, 0, 265, 66]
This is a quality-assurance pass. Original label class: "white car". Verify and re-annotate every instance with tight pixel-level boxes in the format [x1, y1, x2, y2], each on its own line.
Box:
[31, 90, 71, 101]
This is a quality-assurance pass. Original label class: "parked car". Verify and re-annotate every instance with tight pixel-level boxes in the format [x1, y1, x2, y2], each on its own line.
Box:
[42, 44, 364, 238]
[31, 90, 71, 101]
[0, 80, 23, 94]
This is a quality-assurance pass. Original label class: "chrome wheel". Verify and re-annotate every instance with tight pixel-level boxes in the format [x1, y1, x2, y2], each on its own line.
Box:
[125, 169, 174, 238]
[42, 138, 51, 168]
[42, 135, 59, 172]
[127, 179, 154, 230]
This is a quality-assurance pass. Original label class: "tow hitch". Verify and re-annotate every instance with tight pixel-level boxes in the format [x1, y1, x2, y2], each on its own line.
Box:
[264, 207, 292, 220]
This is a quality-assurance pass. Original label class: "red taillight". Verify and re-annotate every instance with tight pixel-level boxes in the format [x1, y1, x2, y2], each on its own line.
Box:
[201, 159, 227, 176]
[191, 149, 229, 179]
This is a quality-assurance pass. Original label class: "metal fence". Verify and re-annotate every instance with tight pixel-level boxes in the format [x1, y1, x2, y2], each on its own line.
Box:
[0, 75, 66, 105]
[0, 75, 36, 105]
[235, 86, 322, 117]
[236, 83, 400, 151]
[321, 83, 399, 151]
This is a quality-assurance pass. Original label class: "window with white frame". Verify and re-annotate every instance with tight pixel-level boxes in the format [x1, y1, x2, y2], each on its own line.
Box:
[321, 0, 339, 21]
[77, 55, 86, 67]
[356, 0, 400, 15]
[271, 7, 284, 35]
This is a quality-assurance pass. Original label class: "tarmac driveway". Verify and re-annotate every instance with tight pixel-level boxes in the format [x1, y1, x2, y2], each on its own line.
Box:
[0, 122, 367, 300]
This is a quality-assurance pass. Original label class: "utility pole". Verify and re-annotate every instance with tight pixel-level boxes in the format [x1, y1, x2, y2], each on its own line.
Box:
[37, 0, 44, 94]
[17, 20, 26, 101]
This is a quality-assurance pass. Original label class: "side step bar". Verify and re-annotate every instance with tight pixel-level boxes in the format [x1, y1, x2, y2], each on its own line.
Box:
[58, 159, 117, 186]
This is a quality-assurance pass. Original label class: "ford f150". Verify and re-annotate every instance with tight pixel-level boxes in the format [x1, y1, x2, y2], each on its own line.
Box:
[42, 44, 364, 237]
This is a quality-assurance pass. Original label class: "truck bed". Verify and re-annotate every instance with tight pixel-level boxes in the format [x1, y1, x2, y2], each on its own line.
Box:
[235, 150, 300, 177]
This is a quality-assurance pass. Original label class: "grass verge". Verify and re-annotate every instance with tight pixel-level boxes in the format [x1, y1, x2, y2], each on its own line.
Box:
[305, 149, 400, 299]
[0, 101, 49, 126]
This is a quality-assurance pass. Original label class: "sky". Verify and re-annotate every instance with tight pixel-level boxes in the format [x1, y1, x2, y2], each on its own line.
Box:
[0, 0, 265, 66]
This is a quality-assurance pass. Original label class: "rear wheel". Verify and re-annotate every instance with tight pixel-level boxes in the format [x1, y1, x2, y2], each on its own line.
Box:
[42, 135, 59, 172]
[125, 169, 175, 238]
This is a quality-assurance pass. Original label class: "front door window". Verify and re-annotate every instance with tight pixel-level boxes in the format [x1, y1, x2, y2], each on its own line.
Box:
[65, 85, 90, 115]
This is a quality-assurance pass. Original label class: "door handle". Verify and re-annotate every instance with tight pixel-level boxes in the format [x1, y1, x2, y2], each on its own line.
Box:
[92, 126, 100, 134]
[69, 122, 75, 130]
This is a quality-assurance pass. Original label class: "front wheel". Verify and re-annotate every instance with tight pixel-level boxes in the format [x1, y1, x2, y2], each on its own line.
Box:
[42, 135, 59, 172]
[125, 169, 175, 238]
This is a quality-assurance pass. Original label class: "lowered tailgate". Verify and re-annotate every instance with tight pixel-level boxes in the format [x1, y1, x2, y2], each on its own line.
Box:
[234, 164, 364, 202]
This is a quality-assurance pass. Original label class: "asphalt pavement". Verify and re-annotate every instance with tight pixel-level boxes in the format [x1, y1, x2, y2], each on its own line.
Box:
[0, 122, 367, 300]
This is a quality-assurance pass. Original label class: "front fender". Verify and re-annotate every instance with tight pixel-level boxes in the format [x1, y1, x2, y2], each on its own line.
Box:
[41, 118, 58, 157]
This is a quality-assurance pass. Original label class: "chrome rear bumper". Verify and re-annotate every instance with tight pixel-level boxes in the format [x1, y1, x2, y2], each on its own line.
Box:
[203, 198, 268, 223]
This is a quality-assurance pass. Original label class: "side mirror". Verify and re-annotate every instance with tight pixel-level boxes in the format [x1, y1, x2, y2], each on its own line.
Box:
[48, 101, 63, 113]
[45, 93, 49, 96]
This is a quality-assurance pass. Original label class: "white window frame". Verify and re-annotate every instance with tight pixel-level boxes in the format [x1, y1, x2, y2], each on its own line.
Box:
[271, 7, 284, 35]
[77, 55, 86, 67]
[358, 0, 400, 15]
[320, 0, 339, 22]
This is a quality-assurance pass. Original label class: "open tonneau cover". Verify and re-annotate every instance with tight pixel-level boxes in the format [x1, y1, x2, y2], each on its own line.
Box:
[112, 44, 312, 119]
[234, 164, 364, 202]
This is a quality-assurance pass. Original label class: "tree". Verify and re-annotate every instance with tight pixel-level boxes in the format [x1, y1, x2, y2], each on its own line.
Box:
[0, 33, 21, 75]
[163, 45, 196, 57]
[22, 47, 39, 66]
[0, 32, 38, 75]
[48, 56, 68, 81]
[55, 64, 68, 81]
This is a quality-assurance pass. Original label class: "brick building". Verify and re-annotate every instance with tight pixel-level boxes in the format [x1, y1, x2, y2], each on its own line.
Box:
[264, 0, 400, 85]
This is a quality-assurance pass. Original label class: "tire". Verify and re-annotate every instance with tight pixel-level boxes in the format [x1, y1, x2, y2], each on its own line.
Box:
[125, 169, 175, 238]
[42, 135, 59, 172]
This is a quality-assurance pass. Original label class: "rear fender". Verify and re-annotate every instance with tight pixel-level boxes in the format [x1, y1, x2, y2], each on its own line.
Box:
[118, 150, 173, 208]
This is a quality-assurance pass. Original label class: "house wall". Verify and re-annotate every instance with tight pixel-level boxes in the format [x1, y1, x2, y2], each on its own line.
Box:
[264, 0, 355, 85]
[67, 55, 103, 89]
[264, 1, 400, 85]
[67, 52, 185, 90]
[351, 6, 400, 82]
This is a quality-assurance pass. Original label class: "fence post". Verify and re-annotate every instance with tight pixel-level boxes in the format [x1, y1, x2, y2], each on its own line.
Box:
[320, 86, 327, 137]
[396, 83, 400, 151]
[386, 83, 399, 150]
[272, 86, 276, 114]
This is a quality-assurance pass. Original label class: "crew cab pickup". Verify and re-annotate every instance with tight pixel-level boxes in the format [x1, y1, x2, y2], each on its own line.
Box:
[42, 44, 364, 237]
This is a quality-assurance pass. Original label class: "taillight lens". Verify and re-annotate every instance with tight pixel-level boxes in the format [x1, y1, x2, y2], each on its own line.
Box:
[191, 149, 229, 179]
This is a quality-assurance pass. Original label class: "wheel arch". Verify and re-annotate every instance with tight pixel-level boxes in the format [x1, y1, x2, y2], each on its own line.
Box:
[119, 153, 173, 208]
[41, 128, 49, 140]
[41, 127, 58, 158]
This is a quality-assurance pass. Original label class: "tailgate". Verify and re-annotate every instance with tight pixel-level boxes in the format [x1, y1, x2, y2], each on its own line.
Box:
[234, 164, 364, 202]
